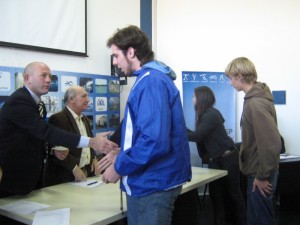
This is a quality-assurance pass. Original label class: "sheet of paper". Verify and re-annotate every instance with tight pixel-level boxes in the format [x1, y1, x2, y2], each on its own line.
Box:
[280, 154, 300, 160]
[69, 179, 103, 188]
[0, 200, 49, 215]
[33, 208, 70, 225]
[52, 146, 68, 151]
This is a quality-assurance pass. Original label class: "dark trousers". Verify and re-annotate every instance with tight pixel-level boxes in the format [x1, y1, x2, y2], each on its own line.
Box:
[209, 151, 247, 225]
[171, 188, 201, 225]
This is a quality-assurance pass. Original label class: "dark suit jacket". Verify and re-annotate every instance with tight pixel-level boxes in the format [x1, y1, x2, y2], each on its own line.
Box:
[45, 107, 95, 186]
[0, 87, 81, 197]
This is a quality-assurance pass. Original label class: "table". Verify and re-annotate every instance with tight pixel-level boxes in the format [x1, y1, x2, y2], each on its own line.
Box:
[0, 167, 227, 225]
[277, 156, 300, 211]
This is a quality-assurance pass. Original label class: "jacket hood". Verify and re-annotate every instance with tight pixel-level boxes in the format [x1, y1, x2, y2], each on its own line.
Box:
[245, 82, 274, 102]
[133, 60, 177, 80]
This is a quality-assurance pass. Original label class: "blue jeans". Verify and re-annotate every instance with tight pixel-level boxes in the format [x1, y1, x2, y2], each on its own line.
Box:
[126, 186, 182, 225]
[247, 170, 278, 225]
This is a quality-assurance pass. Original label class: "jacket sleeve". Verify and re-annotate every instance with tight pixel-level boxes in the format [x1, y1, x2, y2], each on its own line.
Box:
[251, 100, 281, 180]
[10, 95, 81, 148]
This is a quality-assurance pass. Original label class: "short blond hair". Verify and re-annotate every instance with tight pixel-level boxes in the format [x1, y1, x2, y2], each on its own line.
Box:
[225, 57, 257, 84]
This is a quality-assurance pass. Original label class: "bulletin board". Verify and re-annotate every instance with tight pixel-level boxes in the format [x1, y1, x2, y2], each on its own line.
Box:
[0, 66, 120, 136]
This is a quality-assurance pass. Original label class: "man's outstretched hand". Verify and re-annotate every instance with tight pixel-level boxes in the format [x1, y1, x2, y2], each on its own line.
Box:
[89, 132, 119, 154]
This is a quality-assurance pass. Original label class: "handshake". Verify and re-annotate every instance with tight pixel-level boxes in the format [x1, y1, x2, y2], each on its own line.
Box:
[89, 131, 119, 154]
[90, 132, 121, 183]
[53, 132, 121, 184]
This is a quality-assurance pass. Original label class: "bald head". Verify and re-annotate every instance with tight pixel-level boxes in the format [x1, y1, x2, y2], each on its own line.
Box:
[64, 86, 89, 115]
[23, 62, 52, 97]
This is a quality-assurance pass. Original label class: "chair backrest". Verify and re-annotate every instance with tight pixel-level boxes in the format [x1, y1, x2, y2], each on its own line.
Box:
[280, 135, 286, 154]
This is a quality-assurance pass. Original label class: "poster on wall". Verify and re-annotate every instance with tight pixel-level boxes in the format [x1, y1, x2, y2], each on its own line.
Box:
[0, 66, 120, 136]
[182, 71, 236, 166]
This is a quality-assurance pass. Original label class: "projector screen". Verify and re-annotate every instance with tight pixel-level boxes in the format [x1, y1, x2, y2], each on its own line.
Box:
[0, 0, 87, 56]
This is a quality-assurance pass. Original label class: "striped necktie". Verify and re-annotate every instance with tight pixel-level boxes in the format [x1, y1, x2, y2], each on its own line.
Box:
[38, 100, 44, 117]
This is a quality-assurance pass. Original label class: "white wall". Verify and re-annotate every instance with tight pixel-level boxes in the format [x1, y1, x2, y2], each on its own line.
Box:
[154, 0, 300, 155]
[1, 0, 299, 155]
[0, 0, 139, 119]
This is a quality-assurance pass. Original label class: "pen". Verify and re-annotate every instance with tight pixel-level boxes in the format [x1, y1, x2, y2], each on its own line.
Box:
[87, 181, 98, 186]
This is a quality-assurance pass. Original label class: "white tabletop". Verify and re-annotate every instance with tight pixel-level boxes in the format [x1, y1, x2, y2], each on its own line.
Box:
[0, 167, 227, 225]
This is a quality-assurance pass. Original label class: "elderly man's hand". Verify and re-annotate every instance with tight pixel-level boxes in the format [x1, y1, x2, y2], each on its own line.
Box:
[72, 165, 87, 182]
[91, 158, 101, 176]
[53, 148, 69, 160]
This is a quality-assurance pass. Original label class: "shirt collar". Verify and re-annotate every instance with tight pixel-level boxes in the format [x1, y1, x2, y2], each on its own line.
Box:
[24, 86, 40, 104]
[66, 106, 82, 120]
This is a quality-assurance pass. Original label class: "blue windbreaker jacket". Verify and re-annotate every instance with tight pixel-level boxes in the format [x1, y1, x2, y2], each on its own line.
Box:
[115, 60, 192, 197]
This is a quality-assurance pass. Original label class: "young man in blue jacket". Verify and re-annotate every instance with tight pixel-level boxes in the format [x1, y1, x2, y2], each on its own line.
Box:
[100, 25, 192, 225]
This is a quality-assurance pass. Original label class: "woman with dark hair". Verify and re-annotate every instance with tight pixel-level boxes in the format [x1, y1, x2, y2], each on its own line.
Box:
[187, 86, 246, 225]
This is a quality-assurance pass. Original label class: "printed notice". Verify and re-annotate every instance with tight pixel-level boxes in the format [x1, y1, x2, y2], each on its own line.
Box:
[0, 71, 11, 91]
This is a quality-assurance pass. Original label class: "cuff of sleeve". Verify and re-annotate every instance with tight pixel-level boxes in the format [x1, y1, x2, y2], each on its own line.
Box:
[256, 174, 268, 181]
[72, 165, 78, 172]
[77, 136, 90, 148]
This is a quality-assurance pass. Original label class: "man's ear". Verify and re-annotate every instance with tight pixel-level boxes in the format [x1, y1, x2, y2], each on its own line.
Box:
[23, 73, 30, 83]
[127, 47, 135, 58]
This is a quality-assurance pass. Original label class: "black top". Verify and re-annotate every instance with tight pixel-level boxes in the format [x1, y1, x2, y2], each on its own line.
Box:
[187, 107, 234, 160]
